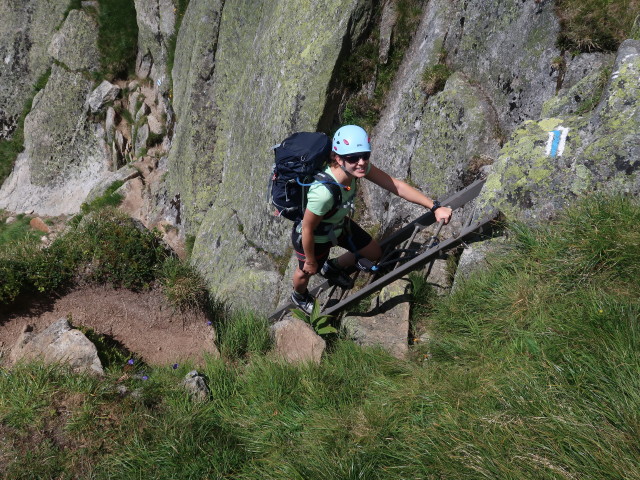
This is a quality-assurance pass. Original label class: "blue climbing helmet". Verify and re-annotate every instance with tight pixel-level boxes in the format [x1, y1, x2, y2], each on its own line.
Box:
[332, 125, 371, 155]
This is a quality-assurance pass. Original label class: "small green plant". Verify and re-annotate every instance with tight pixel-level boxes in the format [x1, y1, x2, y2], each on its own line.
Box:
[421, 63, 452, 95]
[551, 55, 566, 71]
[576, 66, 612, 114]
[79, 180, 124, 215]
[0, 234, 78, 303]
[159, 257, 209, 311]
[69, 208, 168, 289]
[342, 95, 381, 133]
[147, 129, 166, 147]
[77, 325, 133, 369]
[114, 104, 134, 125]
[291, 300, 338, 336]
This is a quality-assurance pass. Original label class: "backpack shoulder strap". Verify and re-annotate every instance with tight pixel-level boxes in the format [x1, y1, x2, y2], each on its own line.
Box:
[313, 171, 343, 216]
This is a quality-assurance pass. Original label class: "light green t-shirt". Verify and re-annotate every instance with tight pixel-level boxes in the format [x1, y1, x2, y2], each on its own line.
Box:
[300, 164, 371, 243]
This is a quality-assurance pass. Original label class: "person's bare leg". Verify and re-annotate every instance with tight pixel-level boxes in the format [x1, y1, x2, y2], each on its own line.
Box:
[335, 239, 381, 268]
[292, 267, 311, 294]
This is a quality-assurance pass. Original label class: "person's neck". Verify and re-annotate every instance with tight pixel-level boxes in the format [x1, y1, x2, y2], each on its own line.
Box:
[330, 164, 352, 186]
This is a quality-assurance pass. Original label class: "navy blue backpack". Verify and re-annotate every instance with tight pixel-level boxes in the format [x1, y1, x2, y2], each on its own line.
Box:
[268, 132, 343, 222]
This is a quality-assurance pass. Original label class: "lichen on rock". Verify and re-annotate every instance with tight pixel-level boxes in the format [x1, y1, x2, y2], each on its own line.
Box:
[412, 73, 501, 196]
[443, 0, 561, 133]
[169, 0, 373, 312]
[0, 0, 69, 140]
[0, 10, 113, 216]
[477, 40, 640, 223]
[48, 9, 100, 72]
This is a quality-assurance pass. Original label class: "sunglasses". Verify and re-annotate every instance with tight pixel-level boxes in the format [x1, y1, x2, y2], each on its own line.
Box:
[341, 152, 370, 164]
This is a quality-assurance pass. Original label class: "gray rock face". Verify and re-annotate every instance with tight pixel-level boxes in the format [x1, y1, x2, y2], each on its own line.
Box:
[183, 370, 210, 402]
[542, 52, 616, 118]
[443, 0, 561, 132]
[10, 318, 104, 376]
[165, 0, 223, 229]
[169, 0, 373, 312]
[48, 9, 100, 71]
[106, 106, 117, 143]
[379, 0, 397, 64]
[343, 279, 411, 359]
[87, 80, 121, 113]
[477, 40, 640, 222]
[366, 0, 560, 229]
[0, 63, 111, 215]
[134, 0, 175, 118]
[270, 316, 326, 364]
[367, 0, 455, 221]
[562, 52, 615, 90]
[134, 123, 149, 156]
[367, 70, 502, 226]
[0, 0, 68, 140]
[0, 3, 115, 216]
[134, 0, 175, 81]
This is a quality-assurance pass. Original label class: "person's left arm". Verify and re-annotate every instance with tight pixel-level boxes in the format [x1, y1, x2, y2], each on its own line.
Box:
[365, 164, 452, 223]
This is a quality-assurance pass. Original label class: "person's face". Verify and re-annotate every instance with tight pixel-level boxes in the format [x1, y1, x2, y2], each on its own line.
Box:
[339, 152, 370, 177]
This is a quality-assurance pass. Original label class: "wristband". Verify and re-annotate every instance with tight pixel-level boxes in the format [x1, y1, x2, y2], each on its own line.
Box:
[430, 200, 441, 213]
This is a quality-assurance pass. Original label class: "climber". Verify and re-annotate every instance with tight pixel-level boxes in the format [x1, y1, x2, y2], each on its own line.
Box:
[290, 124, 453, 314]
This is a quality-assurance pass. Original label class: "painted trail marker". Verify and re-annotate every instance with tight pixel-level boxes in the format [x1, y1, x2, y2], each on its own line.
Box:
[546, 126, 569, 158]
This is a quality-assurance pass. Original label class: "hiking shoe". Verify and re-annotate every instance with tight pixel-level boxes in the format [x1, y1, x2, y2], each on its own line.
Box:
[291, 290, 315, 315]
[320, 259, 354, 289]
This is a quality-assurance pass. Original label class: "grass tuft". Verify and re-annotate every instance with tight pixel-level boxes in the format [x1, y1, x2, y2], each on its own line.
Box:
[159, 256, 209, 311]
[421, 62, 452, 95]
[555, 0, 640, 52]
[0, 213, 41, 246]
[80, 180, 124, 215]
[214, 309, 271, 361]
[96, 0, 139, 79]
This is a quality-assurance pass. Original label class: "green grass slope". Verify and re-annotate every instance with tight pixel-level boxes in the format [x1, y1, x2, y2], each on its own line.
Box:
[1, 194, 638, 479]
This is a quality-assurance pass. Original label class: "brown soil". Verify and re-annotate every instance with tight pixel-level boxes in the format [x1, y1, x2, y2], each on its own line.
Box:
[0, 285, 218, 367]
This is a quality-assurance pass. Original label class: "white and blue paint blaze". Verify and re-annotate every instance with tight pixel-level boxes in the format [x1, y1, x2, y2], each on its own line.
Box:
[546, 127, 569, 158]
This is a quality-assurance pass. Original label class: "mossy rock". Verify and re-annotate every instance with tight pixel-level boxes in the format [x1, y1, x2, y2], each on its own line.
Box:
[48, 9, 100, 72]
[168, 0, 373, 311]
[0, 0, 68, 139]
[478, 40, 640, 223]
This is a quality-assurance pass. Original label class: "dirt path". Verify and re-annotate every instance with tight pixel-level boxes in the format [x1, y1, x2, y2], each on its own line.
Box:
[0, 285, 218, 367]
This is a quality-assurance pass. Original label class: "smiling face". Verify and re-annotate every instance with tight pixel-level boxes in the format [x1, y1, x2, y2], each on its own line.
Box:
[337, 152, 370, 178]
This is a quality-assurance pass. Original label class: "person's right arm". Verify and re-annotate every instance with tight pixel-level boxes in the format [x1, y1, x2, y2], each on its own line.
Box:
[300, 208, 323, 275]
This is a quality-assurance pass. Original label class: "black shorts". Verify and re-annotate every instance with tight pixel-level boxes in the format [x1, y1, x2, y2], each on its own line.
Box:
[292, 218, 373, 270]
